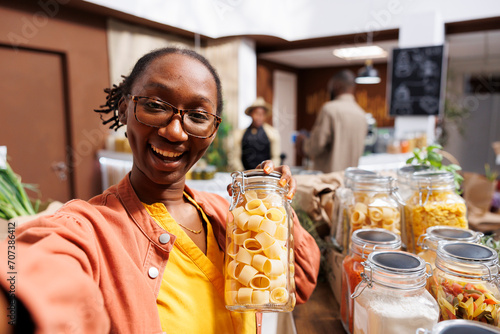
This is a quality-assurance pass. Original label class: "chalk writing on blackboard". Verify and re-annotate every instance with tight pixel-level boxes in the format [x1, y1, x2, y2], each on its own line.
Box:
[389, 45, 446, 116]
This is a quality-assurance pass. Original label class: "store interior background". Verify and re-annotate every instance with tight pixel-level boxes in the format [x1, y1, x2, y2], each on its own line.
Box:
[0, 0, 499, 204]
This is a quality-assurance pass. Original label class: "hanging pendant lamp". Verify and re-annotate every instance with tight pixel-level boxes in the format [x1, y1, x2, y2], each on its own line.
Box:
[355, 59, 381, 84]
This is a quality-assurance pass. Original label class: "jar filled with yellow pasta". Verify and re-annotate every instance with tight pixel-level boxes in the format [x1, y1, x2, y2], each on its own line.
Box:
[335, 168, 377, 253]
[405, 171, 468, 253]
[225, 170, 295, 312]
[430, 241, 500, 327]
[347, 175, 401, 242]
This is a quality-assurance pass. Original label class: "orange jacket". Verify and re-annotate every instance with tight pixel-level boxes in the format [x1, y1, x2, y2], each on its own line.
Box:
[0, 175, 320, 333]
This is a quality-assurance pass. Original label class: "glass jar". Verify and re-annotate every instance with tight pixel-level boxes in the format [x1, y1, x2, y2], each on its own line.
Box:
[224, 170, 295, 312]
[352, 250, 439, 334]
[397, 165, 432, 200]
[347, 175, 402, 242]
[335, 168, 377, 253]
[417, 226, 483, 269]
[404, 171, 468, 253]
[417, 319, 500, 334]
[341, 228, 401, 334]
[431, 241, 500, 327]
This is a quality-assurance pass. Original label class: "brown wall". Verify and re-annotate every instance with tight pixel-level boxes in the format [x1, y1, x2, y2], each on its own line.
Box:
[256, 59, 299, 125]
[0, 0, 110, 201]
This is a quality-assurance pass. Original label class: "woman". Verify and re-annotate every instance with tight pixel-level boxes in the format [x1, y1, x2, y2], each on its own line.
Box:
[0, 47, 320, 333]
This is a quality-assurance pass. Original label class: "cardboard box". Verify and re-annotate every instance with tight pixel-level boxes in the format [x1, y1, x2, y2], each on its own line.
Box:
[325, 247, 346, 305]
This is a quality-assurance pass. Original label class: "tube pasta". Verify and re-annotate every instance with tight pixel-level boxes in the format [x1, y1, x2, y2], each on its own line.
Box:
[368, 207, 383, 222]
[235, 211, 251, 230]
[252, 290, 270, 304]
[265, 208, 284, 222]
[252, 254, 270, 272]
[233, 230, 251, 245]
[243, 238, 263, 254]
[263, 242, 282, 259]
[264, 259, 285, 277]
[235, 247, 253, 265]
[237, 265, 258, 286]
[255, 232, 275, 249]
[237, 287, 253, 304]
[225, 191, 291, 307]
[260, 219, 277, 236]
[247, 215, 264, 232]
[250, 274, 271, 290]
[245, 199, 267, 215]
[274, 225, 288, 241]
[270, 287, 288, 304]
[269, 274, 287, 291]
[227, 242, 238, 258]
[348, 190, 402, 239]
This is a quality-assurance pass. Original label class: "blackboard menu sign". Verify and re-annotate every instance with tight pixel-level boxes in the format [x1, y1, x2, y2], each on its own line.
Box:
[389, 45, 446, 116]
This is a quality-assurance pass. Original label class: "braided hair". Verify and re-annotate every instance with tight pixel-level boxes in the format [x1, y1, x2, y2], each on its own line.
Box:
[95, 47, 223, 131]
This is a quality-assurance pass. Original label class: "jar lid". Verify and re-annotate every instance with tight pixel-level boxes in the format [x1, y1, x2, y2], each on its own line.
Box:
[370, 251, 424, 272]
[351, 228, 401, 256]
[436, 241, 499, 280]
[352, 251, 430, 297]
[419, 226, 483, 251]
[350, 174, 395, 192]
[344, 167, 377, 179]
[397, 164, 432, 182]
[409, 170, 455, 190]
[364, 251, 429, 290]
[438, 241, 498, 263]
[420, 319, 500, 334]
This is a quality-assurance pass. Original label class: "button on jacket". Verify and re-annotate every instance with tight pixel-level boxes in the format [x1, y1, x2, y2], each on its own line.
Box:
[0, 175, 320, 333]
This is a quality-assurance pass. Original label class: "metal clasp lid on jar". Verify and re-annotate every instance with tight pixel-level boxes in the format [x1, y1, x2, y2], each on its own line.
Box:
[416, 319, 500, 334]
[229, 169, 289, 211]
[435, 241, 500, 284]
[410, 171, 456, 206]
[351, 228, 401, 259]
[343, 167, 376, 189]
[417, 226, 484, 252]
[351, 250, 433, 299]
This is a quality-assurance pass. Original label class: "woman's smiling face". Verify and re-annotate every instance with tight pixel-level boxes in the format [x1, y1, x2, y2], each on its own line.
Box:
[119, 53, 218, 187]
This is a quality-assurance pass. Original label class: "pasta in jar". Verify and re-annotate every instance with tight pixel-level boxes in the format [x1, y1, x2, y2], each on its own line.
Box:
[347, 175, 402, 241]
[225, 170, 295, 312]
[431, 241, 500, 327]
[404, 171, 468, 253]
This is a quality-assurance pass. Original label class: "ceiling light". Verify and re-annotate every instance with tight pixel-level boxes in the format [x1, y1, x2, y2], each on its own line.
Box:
[333, 45, 388, 60]
[355, 60, 381, 84]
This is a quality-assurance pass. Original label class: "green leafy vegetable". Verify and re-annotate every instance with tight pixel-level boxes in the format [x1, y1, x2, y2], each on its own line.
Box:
[406, 144, 464, 193]
[0, 162, 39, 220]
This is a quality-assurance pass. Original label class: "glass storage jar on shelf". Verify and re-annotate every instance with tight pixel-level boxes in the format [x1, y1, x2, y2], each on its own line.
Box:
[396, 164, 432, 201]
[347, 175, 402, 243]
[341, 228, 401, 334]
[351, 250, 439, 334]
[417, 319, 500, 334]
[225, 170, 295, 312]
[430, 241, 500, 327]
[334, 168, 377, 253]
[417, 226, 483, 269]
[404, 171, 468, 254]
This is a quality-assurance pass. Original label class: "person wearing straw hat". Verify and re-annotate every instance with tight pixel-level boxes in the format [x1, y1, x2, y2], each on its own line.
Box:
[229, 97, 281, 170]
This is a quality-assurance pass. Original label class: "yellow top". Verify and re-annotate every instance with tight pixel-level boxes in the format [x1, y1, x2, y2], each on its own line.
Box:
[143, 193, 256, 334]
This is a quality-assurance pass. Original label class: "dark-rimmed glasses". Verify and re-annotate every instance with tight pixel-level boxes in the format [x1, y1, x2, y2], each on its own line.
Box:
[129, 95, 221, 139]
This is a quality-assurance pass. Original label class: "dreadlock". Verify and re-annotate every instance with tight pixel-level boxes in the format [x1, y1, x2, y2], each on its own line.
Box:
[94, 47, 223, 131]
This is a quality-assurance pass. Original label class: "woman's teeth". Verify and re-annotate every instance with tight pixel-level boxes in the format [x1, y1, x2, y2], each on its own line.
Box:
[151, 145, 182, 159]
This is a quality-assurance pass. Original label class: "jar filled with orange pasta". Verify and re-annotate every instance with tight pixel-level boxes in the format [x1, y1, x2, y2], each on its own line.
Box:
[347, 175, 401, 241]
[225, 170, 295, 312]
[404, 171, 468, 253]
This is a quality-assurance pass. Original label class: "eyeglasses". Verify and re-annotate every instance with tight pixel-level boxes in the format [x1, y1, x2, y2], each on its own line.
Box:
[129, 95, 221, 139]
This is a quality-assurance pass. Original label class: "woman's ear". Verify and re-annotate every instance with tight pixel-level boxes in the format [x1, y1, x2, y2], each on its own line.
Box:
[118, 96, 128, 125]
